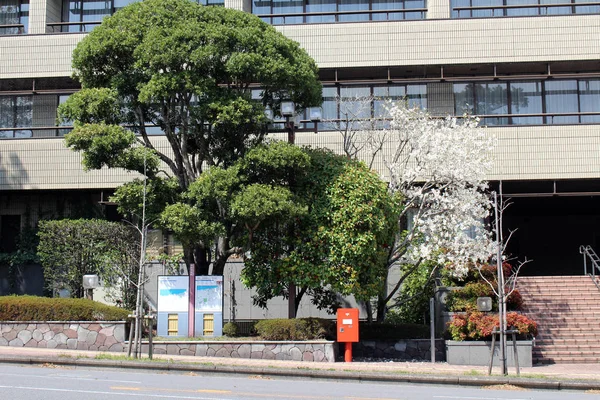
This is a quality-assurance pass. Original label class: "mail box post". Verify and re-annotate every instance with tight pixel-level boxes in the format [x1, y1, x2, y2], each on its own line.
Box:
[336, 308, 359, 362]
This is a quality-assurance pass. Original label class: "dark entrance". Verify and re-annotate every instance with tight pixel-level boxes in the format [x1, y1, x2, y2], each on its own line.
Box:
[0, 214, 21, 253]
[499, 180, 600, 276]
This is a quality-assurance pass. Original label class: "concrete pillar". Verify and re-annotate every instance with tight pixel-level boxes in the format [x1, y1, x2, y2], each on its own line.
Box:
[428, 0, 451, 19]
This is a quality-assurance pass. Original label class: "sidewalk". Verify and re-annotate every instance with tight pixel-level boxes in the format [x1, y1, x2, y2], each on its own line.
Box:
[0, 346, 599, 391]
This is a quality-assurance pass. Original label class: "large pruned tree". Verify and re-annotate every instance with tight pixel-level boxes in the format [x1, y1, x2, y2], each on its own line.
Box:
[182, 141, 399, 314]
[59, 0, 322, 276]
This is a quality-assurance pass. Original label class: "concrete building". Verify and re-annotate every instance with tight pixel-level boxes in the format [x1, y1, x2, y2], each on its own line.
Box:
[1, 1, 600, 280]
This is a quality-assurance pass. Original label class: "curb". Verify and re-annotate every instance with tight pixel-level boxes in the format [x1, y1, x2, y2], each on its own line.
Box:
[1, 355, 599, 391]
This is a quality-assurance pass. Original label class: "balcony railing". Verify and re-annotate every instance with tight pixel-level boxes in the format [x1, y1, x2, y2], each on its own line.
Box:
[452, 1, 600, 17]
[256, 8, 427, 24]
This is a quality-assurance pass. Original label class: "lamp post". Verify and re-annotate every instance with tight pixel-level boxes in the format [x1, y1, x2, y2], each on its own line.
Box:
[277, 102, 322, 318]
[82, 274, 99, 300]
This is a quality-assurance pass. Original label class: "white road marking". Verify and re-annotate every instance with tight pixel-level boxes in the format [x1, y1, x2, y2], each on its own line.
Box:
[0, 384, 236, 400]
[434, 396, 533, 400]
[0, 372, 142, 384]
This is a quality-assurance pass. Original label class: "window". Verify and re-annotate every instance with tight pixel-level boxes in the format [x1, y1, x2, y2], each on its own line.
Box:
[451, 0, 600, 17]
[253, 0, 426, 24]
[545, 80, 579, 124]
[510, 81, 543, 125]
[0, 96, 32, 138]
[59, 0, 223, 32]
[0, 0, 28, 34]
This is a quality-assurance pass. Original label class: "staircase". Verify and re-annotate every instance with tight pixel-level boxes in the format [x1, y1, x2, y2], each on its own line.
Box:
[518, 275, 600, 364]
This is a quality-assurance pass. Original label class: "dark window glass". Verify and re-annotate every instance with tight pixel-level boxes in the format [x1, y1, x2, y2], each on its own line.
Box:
[579, 80, 600, 123]
[272, 0, 303, 24]
[510, 82, 543, 125]
[338, 0, 370, 21]
[540, 0, 571, 15]
[506, 0, 539, 16]
[453, 83, 476, 115]
[545, 80, 579, 124]
[477, 82, 508, 125]
[0, 0, 28, 34]
[575, 0, 600, 14]
[0, 95, 32, 138]
[306, 0, 336, 22]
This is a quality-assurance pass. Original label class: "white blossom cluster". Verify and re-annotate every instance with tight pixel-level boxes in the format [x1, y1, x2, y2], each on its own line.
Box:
[382, 103, 497, 277]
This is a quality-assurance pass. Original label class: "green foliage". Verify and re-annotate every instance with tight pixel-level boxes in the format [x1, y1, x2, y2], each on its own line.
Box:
[57, 88, 122, 125]
[385, 260, 437, 324]
[0, 295, 130, 321]
[445, 280, 523, 312]
[254, 318, 335, 340]
[447, 311, 537, 341]
[63, 0, 322, 275]
[239, 145, 399, 309]
[112, 177, 181, 222]
[37, 219, 139, 304]
[360, 323, 430, 340]
[222, 322, 239, 337]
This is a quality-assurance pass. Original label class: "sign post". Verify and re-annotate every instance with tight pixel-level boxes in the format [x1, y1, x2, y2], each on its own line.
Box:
[337, 308, 359, 362]
[188, 264, 195, 337]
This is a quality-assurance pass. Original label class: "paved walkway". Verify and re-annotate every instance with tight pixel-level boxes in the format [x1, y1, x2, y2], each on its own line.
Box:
[0, 346, 599, 390]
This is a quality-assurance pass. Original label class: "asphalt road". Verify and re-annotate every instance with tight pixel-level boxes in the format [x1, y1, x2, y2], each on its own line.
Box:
[0, 364, 598, 400]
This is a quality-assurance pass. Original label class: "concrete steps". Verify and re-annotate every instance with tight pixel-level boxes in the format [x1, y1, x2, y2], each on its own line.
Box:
[518, 275, 600, 364]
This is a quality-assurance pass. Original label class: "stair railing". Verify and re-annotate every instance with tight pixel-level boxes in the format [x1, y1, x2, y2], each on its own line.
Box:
[580, 245, 600, 286]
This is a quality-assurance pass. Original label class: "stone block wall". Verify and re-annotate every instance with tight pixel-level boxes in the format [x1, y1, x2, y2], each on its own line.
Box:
[0, 321, 126, 352]
[142, 341, 337, 362]
[352, 339, 446, 361]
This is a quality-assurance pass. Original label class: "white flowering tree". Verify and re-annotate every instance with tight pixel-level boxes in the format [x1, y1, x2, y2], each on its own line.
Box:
[354, 102, 496, 321]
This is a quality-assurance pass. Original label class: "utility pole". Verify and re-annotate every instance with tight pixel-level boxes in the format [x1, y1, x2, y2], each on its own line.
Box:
[494, 191, 507, 375]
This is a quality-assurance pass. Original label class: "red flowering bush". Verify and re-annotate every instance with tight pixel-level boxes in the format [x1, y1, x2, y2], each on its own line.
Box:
[447, 311, 537, 341]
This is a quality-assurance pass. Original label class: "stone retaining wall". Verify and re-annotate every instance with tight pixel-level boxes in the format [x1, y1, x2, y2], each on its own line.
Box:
[142, 341, 337, 362]
[0, 321, 127, 352]
[352, 339, 446, 361]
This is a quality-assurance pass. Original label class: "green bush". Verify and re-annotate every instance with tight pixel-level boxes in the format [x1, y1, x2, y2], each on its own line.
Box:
[447, 311, 537, 341]
[222, 322, 240, 337]
[445, 282, 523, 312]
[254, 318, 335, 340]
[0, 296, 130, 321]
[360, 323, 430, 341]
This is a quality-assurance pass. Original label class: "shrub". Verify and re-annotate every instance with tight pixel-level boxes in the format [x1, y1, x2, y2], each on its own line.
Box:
[254, 318, 335, 340]
[447, 311, 537, 341]
[446, 282, 523, 312]
[0, 295, 130, 321]
[222, 322, 239, 337]
[360, 322, 430, 340]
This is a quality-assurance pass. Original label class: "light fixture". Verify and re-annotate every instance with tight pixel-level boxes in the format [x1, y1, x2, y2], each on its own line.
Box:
[309, 107, 322, 122]
[264, 107, 274, 121]
[476, 296, 492, 312]
[83, 274, 100, 289]
[280, 101, 295, 117]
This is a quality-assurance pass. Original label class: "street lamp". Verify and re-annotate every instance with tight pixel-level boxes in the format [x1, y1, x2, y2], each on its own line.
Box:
[82, 274, 99, 300]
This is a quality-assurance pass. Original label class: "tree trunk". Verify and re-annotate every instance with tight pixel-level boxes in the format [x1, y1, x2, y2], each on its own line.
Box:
[193, 246, 210, 276]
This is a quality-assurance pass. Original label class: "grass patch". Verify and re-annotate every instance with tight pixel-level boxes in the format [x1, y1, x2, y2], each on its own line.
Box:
[464, 369, 483, 376]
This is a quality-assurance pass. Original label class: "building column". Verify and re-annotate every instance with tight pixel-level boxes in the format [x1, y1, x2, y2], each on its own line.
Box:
[225, 0, 252, 13]
[427, 0, 451, 19]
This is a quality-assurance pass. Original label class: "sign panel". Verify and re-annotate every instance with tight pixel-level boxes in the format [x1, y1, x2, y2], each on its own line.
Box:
[157, 276, 189, 312]
[195, 276, 223, 312]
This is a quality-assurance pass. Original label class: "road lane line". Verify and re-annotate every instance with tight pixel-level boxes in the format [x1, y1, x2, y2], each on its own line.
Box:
[111, 386, 231, 394]
[0, 384, 235, 400]
[434, 396, 533, 400]
[0, 371, 142, 384]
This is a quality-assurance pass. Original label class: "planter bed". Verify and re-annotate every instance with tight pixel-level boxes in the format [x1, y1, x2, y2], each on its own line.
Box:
[446, 340, 533, 367]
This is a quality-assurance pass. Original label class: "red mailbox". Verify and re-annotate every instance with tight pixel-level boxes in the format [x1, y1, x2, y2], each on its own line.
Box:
[337, 308, 359, 362]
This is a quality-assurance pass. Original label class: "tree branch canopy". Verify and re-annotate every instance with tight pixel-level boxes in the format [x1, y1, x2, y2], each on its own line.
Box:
[59, 0, 323, 276]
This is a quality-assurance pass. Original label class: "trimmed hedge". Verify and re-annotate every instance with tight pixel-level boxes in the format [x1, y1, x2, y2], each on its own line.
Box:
[0, 296, 130, 321]
[360, 323, 430, 341]
[255, 318, 336, 340]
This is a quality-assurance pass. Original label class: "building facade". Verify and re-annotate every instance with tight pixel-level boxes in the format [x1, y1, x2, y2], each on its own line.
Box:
[1, 0, 600, 279]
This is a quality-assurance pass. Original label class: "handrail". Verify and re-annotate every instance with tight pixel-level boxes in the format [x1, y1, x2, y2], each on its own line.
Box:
[579, 245, 600, 278]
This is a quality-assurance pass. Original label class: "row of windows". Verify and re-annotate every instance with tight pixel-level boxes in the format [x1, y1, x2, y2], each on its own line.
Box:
[2, 79, 600, 138]
[252, 0, 425, 24]
[451, 0, 600, 18]
[1, 0, 599, 34]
